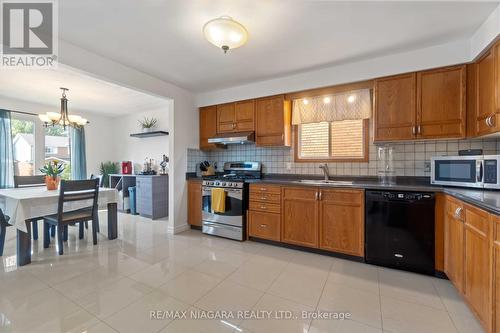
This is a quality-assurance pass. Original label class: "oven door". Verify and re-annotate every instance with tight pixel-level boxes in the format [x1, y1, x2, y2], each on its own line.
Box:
[202, 186, 244, 227]
[431, 156, 483, 188]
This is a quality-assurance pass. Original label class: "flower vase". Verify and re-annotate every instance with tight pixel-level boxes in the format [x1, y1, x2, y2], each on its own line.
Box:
[45, 176, 60, 190]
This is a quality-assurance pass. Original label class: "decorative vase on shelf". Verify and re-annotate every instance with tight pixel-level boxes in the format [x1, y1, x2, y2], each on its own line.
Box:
[142, 127, 154, 133]
[45, 176, 60, 190]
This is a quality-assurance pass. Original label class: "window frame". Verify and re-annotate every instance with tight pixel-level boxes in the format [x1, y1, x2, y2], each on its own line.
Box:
[294, 119, 369, 163]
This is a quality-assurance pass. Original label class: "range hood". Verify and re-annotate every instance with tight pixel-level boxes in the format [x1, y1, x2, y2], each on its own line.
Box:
[208, 131, 255, 145]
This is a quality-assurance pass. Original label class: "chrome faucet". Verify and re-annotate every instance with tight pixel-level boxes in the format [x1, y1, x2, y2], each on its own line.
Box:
[319, 163, 330, 181]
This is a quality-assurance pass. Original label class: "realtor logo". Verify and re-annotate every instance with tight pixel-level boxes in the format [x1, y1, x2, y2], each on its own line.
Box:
[1, 0, 58, 68]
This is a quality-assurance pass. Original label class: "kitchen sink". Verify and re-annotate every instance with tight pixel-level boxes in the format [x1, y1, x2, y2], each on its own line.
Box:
[294, 179, 354, 185]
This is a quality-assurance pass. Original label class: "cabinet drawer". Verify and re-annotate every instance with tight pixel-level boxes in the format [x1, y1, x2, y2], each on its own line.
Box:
[249, 200, 281, 213]
[249, 192, 280, 204]
[283, 187, 317, 200]
[321, 189, 363, 204]
[248, 211, 280, 241]
[250, 184, 281, 195]
[218, 123, 235, 133]
[236, 120, 254, 131]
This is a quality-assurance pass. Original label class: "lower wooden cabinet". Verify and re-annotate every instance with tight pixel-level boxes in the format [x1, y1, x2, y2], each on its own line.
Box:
[187, 180, 202, 227]
[444, 196, 465, 292]
[464, 204, 492, 331]
[248, 210, 280, 241]
[493, 215, 500, 333]
[319, 189, 364, 257]
[282, 187, 319, 248]
[443, 195, 493, 332]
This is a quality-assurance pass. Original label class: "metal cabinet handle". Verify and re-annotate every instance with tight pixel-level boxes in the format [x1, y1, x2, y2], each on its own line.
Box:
[319, 191, 323, 201]
[260, 197, 267, 200]
[412, 126, 416, 135]
[232, 123, 236, 129]
[260, 188, 267, 191]
[260, 224, 267, 228]
[417, 125, 421, 134]
[315, 191, 319, 200]
[260, 205, 266, 209]
[486, 115, 495, 128]
[454, 207, 463, 219]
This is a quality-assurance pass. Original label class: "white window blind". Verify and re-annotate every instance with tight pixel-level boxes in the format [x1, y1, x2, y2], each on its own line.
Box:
[298, 120, 365, 160]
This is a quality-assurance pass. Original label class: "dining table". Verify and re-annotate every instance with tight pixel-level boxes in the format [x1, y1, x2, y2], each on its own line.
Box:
[0, 186, 119, 266]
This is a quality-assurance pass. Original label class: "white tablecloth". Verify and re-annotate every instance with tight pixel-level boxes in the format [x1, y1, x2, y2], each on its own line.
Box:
[0, 187, 118, 233]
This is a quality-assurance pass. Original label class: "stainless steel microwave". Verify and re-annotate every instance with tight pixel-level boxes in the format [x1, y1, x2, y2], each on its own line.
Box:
[431, 155, 500, 189]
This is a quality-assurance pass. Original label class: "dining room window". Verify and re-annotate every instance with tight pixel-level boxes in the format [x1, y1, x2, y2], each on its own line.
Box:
[295, 119, 368, 162]
[44, 125, 71, 180]
[11, 117, 36, 176]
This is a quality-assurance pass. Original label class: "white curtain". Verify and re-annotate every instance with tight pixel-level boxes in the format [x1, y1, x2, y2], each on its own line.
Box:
[292, 89, 371, 125]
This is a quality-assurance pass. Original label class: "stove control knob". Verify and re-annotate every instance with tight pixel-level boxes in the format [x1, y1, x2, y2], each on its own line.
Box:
[221, 182, 226, 186]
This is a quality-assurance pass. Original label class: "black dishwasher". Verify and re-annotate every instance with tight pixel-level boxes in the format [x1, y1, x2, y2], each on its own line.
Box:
[365, 190, 435, 275]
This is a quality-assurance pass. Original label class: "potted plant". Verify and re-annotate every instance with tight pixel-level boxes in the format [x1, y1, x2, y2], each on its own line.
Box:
[138, 117, 158, 133]
[100, 161, 118, 188]
[39, 161, 64, 190]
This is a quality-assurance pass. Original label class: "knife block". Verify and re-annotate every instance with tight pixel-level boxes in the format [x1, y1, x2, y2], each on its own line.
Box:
[201, 166, 215, 176]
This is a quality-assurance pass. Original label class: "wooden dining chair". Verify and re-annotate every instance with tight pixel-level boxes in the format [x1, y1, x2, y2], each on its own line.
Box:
[42, 179, 99, 255]
[0, 208, 10, 256]
[14, 175, 46, 240]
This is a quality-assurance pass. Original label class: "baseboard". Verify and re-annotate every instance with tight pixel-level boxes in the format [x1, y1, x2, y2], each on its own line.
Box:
[167, 223, 190, 234]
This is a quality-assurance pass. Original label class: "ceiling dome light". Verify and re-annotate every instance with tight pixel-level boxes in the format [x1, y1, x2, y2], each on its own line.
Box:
[203, 16, 248, 53]
[323, 97, 331, 104]
[303, 99, 309, 105]
[347, 95, 356, 103]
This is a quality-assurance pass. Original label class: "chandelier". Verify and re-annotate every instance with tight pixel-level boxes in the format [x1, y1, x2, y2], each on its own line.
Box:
[38, 88, 87, 129]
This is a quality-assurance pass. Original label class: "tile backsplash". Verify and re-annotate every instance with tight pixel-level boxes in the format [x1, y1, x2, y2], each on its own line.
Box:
[187, 130, 500, 177]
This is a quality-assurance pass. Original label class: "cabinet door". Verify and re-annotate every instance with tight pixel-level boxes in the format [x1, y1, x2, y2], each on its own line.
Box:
[248, 210, 280, 241]
[464, 205, 492, 330]
[235, 100, 255, 131]
[475, 47, 498, 136]
[217, 103, 236, 133]
[319, 189, 364, 256]
[492, 215, 500, 333]
[444, 197, 464, 292]
[417, 65, 466, 139]
[187, 181, 202, 226]
[282, 187, 318, 248]
[199, 106, 218, 150]
[255, 96, 291, 146]
[374, 73, 417, 141]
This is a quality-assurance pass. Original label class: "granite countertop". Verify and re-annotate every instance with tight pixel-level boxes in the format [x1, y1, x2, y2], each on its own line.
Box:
[186, 173, 500, 215]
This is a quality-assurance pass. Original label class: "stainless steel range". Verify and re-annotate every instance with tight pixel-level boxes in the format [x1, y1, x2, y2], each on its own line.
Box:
[201, 162, 261, 241]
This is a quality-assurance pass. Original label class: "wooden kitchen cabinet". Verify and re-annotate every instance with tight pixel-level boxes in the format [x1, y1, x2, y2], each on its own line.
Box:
[248, 184, 282, 241]
[444, 196, 465, 292]
[374, 65, 466, 141]
[472, 41, 500, 136]
[282, 187, 319, 248]
[464, 204, 492, 331]
[255, 95, 292, 147]
[319, 189, 364, 256]
[417, 65, 466, 139]
[492, 215, 500, 333]
[216, 100, 255, 133]
[187, 180, 202, 227]
[199, 106, 218, 150]
[374, 73, 417, 141]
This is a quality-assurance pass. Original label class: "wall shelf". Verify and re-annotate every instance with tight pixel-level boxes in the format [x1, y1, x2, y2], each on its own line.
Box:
[130, 131, 169, 138]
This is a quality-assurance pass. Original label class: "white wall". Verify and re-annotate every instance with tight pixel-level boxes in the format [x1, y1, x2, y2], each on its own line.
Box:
[471, 3, 500, 59]
[195, 39, 471, 106]
[0, 96, 115, 177]
[59, 40, 198, 234]
[111, 106, 171, 172]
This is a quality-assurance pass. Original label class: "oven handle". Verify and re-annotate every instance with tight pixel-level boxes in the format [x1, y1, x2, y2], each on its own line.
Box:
[203, 221, 241, 230]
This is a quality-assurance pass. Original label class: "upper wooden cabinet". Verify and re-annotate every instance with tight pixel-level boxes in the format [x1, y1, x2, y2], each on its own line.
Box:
[216, 100, 255, 133]
[199, 106, 218, 150]
[255, 95, 292, 147]
[417, 65, 466, 138]
[471, 41, 500, 136]
[374, 73, 417, 141]
[374, 65, 466, 141]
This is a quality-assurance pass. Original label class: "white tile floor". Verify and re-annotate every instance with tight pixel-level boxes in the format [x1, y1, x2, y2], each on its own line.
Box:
[0, 211, 485, 333]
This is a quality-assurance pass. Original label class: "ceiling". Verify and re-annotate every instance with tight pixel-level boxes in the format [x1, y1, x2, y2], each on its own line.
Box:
[0, 66, 170, 116]
[58, 1, 499, 92]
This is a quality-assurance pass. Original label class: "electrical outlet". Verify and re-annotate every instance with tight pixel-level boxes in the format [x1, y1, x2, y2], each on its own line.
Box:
[424, 161, 431, 172]
[286, 162, 292, 171]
